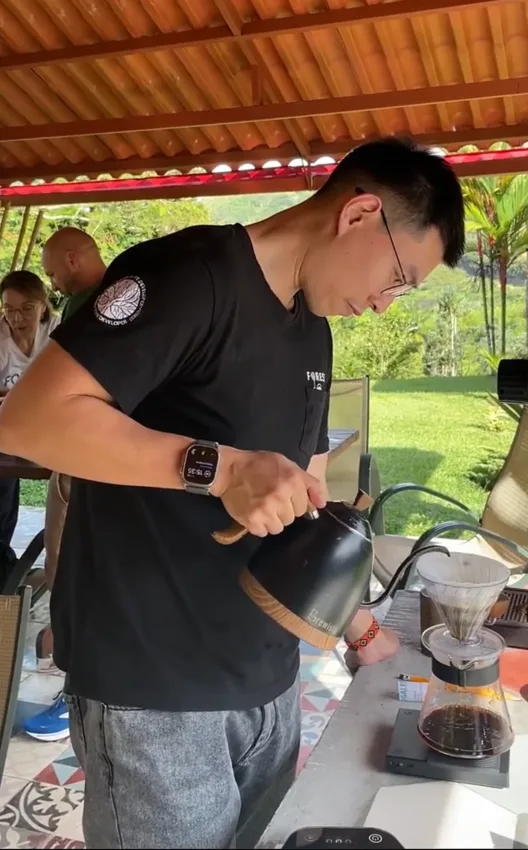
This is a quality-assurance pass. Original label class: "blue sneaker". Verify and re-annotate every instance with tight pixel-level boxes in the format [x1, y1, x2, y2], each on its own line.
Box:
[23, 692, 69, 742]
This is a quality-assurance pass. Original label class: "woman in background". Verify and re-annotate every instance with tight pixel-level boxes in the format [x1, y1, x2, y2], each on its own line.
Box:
[0, 271, 58, 552]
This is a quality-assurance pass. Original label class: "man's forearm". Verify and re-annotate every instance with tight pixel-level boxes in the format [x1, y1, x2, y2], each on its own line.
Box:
[345, 608, 376, 640]
[0, 391, 195, 487]
[0, 342, 242, 489]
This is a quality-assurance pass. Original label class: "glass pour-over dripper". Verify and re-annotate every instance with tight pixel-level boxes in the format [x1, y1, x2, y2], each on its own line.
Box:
[416, 552, 510, 643]
[415, 553, 514, 759]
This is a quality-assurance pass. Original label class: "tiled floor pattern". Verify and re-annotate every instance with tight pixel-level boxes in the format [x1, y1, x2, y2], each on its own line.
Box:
[1, 509, 354, 849]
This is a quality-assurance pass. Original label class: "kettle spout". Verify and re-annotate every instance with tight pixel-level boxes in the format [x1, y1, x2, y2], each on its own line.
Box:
[360, 544, 451, 610]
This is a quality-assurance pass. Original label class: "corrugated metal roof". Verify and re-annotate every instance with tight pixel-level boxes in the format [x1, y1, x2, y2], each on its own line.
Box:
[0, 0, 527, 182]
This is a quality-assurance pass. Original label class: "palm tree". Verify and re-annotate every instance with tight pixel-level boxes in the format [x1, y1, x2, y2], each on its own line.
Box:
[437, 289, 464, 376]
[464, 174, 528, 356]
[466, 228, 494, 354]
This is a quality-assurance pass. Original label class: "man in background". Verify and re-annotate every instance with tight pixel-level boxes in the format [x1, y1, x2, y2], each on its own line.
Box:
[43, 227, 107, 319]
[23, 228, 106, 742]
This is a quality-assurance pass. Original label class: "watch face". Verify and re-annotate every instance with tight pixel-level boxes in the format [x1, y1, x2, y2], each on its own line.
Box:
[184, 444, 218, 486]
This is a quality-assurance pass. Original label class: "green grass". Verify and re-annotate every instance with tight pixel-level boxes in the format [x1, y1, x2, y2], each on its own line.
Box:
[21, 375, 516, 540]
[20, 479, 47, 508]
[370, 375, 516, 536]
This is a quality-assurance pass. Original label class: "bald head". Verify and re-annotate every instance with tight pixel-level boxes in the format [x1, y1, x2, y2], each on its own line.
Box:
[42, 227, 106, 296]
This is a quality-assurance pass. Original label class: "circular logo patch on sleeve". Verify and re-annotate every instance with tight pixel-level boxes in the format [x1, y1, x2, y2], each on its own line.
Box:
[94, 276, 146, 326]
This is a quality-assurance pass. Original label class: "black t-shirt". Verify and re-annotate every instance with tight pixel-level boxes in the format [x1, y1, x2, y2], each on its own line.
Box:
[50, 224, 332, 712]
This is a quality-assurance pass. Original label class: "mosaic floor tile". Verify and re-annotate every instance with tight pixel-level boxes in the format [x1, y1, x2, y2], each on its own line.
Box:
[0, 824, 84, 849]
[50, 805, 83, 844]
[0, 780, 26, 812]
[0, 783, 83, 836]
[4, 740, 70, 784]
[302, 681, 339, 698]
[301, 695, 341, 713]
[301, 685, 336, 712]
[32, 768, 83, 796]
[33, 749, 83, 796]
[296, 745, 314, 774]
[299, 710, 333, 750]
[304, 677, 350, 701]
[50, 751, 77, 771]
[314, 653, 350, 679]
[299, 658, 331, 679]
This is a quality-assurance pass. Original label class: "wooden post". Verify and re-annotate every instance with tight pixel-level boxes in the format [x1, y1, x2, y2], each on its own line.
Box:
[251, 66, 263, 106]
[10, 206, 31, 271]
[22, 210, 44, 269]
[0, 202, 11, 246]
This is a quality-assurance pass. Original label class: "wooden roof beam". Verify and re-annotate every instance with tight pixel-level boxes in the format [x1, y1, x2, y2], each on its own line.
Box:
[1, 77, 527, 142]
[211, 0, 311, 158]
[211, 0, 243, 37]
[0, 0, 512, 72]
[0, 146, 302, 181]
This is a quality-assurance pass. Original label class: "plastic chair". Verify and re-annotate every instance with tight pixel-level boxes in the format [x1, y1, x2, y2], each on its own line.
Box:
[0, 586, 31, 783]
[327, 377, 379, 502]
[1, 530, 45, 598]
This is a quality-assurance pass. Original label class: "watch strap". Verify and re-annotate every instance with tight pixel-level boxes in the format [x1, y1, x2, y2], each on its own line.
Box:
[185, 483, 213, 495]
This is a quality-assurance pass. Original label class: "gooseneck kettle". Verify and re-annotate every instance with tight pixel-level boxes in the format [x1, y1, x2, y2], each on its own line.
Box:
[213, 499, 450, 649]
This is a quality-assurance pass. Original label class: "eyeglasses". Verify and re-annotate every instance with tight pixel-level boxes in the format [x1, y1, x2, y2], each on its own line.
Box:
[3, 302, 38, 319]
[356, 187, 414, 299]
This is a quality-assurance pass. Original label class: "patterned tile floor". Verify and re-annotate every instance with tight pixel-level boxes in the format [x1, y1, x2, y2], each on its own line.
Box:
[0, 508, 354, 849]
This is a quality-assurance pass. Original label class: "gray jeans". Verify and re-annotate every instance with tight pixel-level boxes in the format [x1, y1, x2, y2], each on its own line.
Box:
[65, 677, 300, 850]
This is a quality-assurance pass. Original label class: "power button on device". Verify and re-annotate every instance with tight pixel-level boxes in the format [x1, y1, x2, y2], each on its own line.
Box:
[369, 835, 383, 844]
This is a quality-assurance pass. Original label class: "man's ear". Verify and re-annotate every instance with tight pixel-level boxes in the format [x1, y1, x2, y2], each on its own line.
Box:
[337, 193, 382, 236]
[66, 250, 78, 271]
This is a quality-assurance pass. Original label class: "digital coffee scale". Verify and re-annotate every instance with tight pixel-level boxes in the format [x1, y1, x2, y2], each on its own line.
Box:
[386, 708, 510, 789]
[282, 827, 404, 848]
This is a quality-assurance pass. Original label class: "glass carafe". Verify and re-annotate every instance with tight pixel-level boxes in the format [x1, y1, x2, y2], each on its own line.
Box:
[417, 624, 514, 759]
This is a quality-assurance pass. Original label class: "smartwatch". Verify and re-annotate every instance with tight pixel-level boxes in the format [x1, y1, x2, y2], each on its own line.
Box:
[181, 440, 220, 495]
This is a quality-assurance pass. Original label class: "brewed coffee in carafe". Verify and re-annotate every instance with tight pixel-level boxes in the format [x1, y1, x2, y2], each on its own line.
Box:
[415, 554, 514, 759]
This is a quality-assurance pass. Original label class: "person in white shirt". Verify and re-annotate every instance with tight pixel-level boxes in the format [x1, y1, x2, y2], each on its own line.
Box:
[0, 270, 60, 394]
[0, 271, 59, 555]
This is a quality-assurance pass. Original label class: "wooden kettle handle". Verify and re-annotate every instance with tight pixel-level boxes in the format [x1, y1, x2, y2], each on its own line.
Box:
[212, 491, 374, 547]
[211, 502, 322, 546]
[212, 522, 248, 546]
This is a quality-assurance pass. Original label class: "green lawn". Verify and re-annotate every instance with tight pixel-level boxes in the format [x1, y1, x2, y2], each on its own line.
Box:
[21, 375, 516, 540]
[20, 478, 48, 508]
[370, 375, 516, 536]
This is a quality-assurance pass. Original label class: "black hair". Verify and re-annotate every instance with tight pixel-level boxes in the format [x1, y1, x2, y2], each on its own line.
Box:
[0, 270, 51, 323]
[316, 137, 465, 267]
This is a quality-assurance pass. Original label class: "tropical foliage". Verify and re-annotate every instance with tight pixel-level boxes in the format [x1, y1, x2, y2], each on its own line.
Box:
[463, 173, 528, 356]
[0, 176, 528, 381]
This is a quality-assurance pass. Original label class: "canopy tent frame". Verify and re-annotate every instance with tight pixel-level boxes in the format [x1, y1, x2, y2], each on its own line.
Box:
[2, 147, 528, 208]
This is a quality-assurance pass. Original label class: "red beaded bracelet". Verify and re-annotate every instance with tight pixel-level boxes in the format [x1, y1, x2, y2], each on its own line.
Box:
[344, 616, 380, 652]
